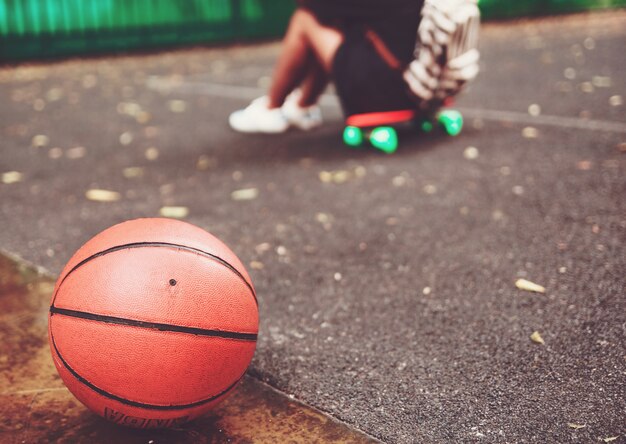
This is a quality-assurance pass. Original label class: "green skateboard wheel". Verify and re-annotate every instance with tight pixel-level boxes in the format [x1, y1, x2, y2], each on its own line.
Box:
[437, 110, 463, 136]
[421, 120, 434, 133]
[369, 127, 398, 154]
[343, 126, 364, 147]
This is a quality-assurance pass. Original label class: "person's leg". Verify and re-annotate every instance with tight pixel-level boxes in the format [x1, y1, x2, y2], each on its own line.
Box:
[267, 8, 342, 109]
[229, 9, 341, 133]
[297, 58, 330, 107]
[281, 57, 328, 131]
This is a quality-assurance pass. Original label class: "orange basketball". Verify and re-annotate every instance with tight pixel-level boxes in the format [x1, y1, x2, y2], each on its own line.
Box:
[48, 218, 258, 428]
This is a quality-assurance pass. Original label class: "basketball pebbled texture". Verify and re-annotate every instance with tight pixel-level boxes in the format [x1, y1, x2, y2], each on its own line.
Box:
[48, 218, 258, 428]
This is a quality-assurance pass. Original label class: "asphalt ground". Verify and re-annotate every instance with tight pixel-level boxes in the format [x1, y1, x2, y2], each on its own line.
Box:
[0, 255, 376, 444]
[1, 11, 625, 444]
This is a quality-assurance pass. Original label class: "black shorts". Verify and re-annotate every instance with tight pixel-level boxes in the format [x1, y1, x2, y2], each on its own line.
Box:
[332, 25, 415, 118]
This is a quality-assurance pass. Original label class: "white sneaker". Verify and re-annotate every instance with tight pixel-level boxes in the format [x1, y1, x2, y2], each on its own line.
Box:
[229, 96, 289, 134]
[282, 90, 323, 131]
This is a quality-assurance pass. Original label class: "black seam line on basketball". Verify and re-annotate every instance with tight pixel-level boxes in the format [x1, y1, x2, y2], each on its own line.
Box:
[49, 306, 257, 341]
[51, 241, 257, 307]
[49, 333, 244, 411]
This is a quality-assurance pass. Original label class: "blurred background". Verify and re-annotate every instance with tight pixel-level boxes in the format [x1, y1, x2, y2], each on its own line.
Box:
[1, 0, 625, 62]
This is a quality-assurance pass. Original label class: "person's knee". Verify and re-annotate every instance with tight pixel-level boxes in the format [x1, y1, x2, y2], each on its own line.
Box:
[289, 8, 312, 32]
[293, 8, 317, 22]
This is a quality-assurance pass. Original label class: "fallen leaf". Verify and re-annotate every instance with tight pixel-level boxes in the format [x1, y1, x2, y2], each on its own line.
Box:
[48, 147, 63, 159]
[319, 171, 333, 183]
[159, 206, 189, 218]
[530, 331, 545, 345]
[117, 102, 142, 116]
[331, 170, 350, 183]
[354, 166, 367, 177]
[231, 188, 258, 201]
[316, 213, 332, 224]
[464, 146, 479, 160]
[123, 167, 144, 178]
[563, 67, 576, 80]
[512, 185, 525, 195]
[603, 437, 619, 443]
[196, 155, 216, 171]
[46, 88, 63, 101]
[32, 134, 49, 147]
[145, 147, 159, 161]
[66, 146, 86, 159]
[2, 171, 23, 184]
[592, 76, 611, 88]
[516, 278, 546, 293]
[168, 100, 187, 113]
[135, 112, 151, 124]
[492, 210, 504, 221]
[255, 243, 271, 254]
[423, 184, 437, 195]
[522, 127, 538, 138]
[250, 261, 264, 270]
[318, 169, 359, 184]
[85, 189, 121, 202]
[567, 423, 586, 429]
[392, 176, 407, 187]
[609, 95, 622, 106]
[119, 132, 133, 146]
[580, 82, 594, 93]
[528, 104, 541, 116]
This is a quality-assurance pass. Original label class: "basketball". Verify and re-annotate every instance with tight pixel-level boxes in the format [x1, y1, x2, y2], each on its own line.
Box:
[48, 218, 258, 428]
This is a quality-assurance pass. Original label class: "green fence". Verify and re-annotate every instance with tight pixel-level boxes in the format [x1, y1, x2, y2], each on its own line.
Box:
[480, 0, 626, 19]
[0, 0, 295, 61]
[1, 0, 625, 62]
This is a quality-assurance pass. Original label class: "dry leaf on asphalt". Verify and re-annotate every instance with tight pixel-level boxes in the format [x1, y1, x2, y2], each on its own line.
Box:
[123, 167, 144, 178]
[85, 189, 121, 202]
[515, 278, 546, 293]
[119, 132, 133, 146]
[159, 206, 189, 218]
[255, 243, 271, 254]
[32, 134, 49, 147]
[231, 188, 258, 201]
[168, 100, 187, 113]
[530, 331, 545, 345]
[603, 438, 619, 443]
[522, 127, 538, 138]
[250, 261, 264, 270]
[567, 423, 586, 429]
[145, 147, 159, 160]
[196, 155, 217, 170]
[464, 146, 479, 159]
[2, 171, 23, 184]
[319, 168, 364, 184]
